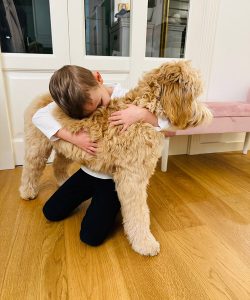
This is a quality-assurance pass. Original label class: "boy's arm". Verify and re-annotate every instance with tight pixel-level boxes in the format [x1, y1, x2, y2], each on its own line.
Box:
[55, 128, 97, 155]
[32, 102, 62, 141]
[108, 104, 169, 132]
[32, 102, 97, 154]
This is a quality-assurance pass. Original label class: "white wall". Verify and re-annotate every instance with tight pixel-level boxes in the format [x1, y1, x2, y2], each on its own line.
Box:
[207, 0, 250, 101]
[186, 0, 250, 155]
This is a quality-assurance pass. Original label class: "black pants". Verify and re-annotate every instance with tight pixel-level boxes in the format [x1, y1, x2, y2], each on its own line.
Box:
[43, 169, 121, 246]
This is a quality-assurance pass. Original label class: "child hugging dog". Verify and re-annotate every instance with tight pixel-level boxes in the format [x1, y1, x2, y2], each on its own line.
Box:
[20, 61, 212, 255]
[21, 65, 169, 251]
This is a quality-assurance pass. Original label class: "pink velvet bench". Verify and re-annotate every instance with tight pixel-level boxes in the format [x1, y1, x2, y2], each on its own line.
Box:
[161, 98, 250, 171]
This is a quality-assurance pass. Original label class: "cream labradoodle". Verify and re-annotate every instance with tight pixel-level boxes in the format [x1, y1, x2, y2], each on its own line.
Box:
[20, 61, 212, 256]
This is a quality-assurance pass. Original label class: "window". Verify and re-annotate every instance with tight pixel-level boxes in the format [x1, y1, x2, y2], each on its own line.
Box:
[0, 0, 53, 54]
[85, 0, 131, 56]
[146, 0, 189, 58]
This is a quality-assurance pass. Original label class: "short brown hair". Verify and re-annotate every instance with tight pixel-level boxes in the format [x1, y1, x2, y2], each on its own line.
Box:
[49, 65, 98, 119]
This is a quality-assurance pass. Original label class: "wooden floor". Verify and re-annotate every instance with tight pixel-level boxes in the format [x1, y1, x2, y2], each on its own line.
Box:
[0, 152, 250, 300]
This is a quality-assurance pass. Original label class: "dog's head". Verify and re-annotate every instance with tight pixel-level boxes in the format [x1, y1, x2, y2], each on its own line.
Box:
[142, 60, 212, 129]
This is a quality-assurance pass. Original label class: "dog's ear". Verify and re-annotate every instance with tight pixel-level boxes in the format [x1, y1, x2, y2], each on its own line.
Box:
[160, 61, 204, 129]
[162, 82, 194, 129]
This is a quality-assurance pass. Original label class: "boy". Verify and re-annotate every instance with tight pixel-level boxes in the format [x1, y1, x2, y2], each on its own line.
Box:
[33, 65, 168, 246]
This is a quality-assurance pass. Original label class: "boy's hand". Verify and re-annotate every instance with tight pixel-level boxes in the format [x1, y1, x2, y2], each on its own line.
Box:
[71, 130, 98, 155]
[108, 104, 146, 132]
[56, 128, 98, 155]
[108, 104, 158, 132]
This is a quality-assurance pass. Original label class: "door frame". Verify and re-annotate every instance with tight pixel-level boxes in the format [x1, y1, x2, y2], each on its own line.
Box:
[0, 51, 15, 170]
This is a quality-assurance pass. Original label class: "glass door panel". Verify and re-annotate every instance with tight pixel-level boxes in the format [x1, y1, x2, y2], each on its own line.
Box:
[1, 0, 69, 70]
[146, 0, 190, 58]
[0, 0, 53, 54]
[84, 0, 131, 56]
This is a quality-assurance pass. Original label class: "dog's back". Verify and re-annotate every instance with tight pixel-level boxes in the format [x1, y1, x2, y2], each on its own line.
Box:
[25, 93, 52, 123]
[20, 90, 165, 199]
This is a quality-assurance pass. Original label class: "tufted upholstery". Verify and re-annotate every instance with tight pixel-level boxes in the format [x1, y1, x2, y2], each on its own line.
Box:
[161, 97, 250, 171]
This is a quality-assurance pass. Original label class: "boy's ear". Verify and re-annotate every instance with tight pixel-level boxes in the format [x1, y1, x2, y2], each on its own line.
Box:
[92, 71, 103, 84]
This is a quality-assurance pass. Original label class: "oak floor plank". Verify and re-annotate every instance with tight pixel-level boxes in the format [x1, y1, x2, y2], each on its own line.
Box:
[0, 168, 68, 300]
[0, 152, 250, 299]
[148, 181, 203, 231]
[218, 191, 250, 221]
[170, 153, 250, 269]
[185, 197, 250, 270]
[63, 208, 131, 300]
[106, 219, 210, 300]
[194, 154, 250, 193]
[165, 225, 250, 300]
[171, 155, 244, 197]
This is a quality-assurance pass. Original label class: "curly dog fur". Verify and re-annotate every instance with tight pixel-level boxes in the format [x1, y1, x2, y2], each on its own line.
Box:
[19, 60, 212, 256]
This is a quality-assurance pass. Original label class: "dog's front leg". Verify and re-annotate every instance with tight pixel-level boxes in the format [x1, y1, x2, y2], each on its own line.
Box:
[114, 172, 160, 256]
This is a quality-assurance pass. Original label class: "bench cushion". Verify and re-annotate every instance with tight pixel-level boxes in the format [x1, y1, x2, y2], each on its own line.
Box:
[164, 100, 250, 137]
[175, 116, 250, 135]
[206, 102, 250, 117]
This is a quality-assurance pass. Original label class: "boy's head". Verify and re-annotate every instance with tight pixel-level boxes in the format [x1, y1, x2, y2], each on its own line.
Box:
[49, 65, 110, 119]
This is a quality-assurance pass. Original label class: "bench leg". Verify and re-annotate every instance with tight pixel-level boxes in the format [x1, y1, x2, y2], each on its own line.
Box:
[161, 137, 170, 172]
[243, 132, 250, 154]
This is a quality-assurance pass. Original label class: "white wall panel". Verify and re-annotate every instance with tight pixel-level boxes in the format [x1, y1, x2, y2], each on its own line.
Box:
[4, 72, 52, 138]
[169, 136, 189, 155]
[207, 0, 250, 101]
[189, 133, 247, 155]
[4, 71, 52, 165]
[199, 132, 245, 144]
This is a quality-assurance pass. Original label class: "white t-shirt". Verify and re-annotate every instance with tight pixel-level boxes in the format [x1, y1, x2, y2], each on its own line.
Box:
[32, 83, 169, 179]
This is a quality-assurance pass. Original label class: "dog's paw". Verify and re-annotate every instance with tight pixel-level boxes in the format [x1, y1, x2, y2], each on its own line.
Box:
[132, 234, 160, 256]
[19, 185, 38, 200]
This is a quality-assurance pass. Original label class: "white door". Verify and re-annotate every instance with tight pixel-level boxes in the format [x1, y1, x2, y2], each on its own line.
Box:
[0, 0, 70, 169]
[66, 0, 220, 157]
[67, 0, 192, 88]
[66, 0, 219, 87]
[0, 0, 220, 169]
